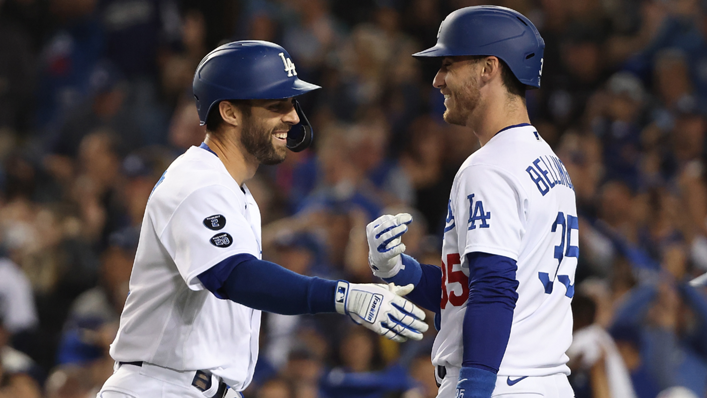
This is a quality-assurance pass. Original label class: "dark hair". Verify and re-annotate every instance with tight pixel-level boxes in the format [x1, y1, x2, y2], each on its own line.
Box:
[205, 99, 253, 133]
[499, 59, 526, 98]
[467, 56, 526, 99]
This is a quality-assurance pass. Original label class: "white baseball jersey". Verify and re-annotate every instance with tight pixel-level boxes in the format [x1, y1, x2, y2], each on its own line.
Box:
[110, 145, 262, 391]
[434, 124, 577, 377]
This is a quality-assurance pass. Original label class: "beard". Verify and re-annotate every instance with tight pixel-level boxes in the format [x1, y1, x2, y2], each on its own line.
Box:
[240, 114, 287, 165]
[443, 74, 480, 126]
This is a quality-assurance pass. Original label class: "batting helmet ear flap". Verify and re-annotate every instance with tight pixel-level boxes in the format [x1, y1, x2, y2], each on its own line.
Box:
[286, 99, 314, 152]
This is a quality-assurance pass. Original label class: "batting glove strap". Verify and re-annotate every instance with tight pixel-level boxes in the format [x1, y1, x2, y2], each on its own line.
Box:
[371, 254, 404, 279]
[334, 282, 429, 343]
[455, 367, 497, 398]
[334, 281, 349, 315]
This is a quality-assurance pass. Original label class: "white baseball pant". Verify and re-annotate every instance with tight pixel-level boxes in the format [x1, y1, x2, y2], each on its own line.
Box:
[97, 362, 242, 398]
[435, 366, 575, 398]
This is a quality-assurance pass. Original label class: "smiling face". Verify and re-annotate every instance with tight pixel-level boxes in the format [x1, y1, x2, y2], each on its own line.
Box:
[433, 56, 483, 127]
[240, 98, 299, 165]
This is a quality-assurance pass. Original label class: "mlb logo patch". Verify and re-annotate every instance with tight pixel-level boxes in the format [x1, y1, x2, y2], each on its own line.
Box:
[336, 286, 347, 303]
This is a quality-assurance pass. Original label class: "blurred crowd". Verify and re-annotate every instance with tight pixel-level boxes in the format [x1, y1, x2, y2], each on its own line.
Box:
[0, 0, 706, 397]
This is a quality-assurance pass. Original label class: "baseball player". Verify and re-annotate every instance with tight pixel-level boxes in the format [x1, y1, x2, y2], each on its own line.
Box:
[366, 6, 577, 398]
[97, 40, 428, 398]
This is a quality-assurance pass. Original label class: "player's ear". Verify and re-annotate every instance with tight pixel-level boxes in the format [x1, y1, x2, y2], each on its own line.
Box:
[218, 101, 240, 128]
[479, 56, 500, 84]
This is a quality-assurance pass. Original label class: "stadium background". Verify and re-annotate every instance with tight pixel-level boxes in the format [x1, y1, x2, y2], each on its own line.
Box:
[0, 0, 706, 397]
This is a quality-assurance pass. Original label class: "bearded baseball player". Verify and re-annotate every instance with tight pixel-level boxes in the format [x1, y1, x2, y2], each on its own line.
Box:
[97, 40, 428, 398]
[367, 6, 577, 398]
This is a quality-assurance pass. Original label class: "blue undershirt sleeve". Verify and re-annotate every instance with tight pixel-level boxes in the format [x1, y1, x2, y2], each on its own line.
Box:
[383, 254, 441, 313]
[462, 252, 519, 372]
[197, 254, 337, 314]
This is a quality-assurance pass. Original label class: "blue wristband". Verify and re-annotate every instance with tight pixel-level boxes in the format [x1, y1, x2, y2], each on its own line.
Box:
[456, 366, 496, 398]
[383, 254, 423, 286]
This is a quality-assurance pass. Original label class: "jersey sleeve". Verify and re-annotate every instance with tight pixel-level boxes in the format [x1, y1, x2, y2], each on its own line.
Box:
[453, 165, 526, 261]
[159, 184, 261, 290]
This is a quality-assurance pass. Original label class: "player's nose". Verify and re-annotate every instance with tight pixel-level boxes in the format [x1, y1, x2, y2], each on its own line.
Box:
[282, 105, 300, 125]
[433, 70, 446, 89]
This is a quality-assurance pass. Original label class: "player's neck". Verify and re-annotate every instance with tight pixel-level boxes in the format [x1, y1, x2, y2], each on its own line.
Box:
[468, 92, 530, 147]
[204, 134, 258, 186]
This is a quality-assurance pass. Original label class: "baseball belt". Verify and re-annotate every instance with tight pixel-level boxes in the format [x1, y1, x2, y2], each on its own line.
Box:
[435, 365, 447, 387]
[119, 361, 229, 398]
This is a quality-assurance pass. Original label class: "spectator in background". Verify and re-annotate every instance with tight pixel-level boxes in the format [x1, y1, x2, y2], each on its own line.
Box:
[256, 377, 294, 398]
[567, 291, 638, 398]
[279, 343, 327, 398]
[399, 116, 450, 235]
[44, 364, 96, 398]
[281, 0, 340, 80]
[0, 254, 38, 340]
[167, 95, 207, 154]
[609, 242, 707, 397]
[346, 115, 413, 208]
[33, 0, 103, 132]
[0, 317, 42, 398]
[0, 4, 36, 135]
[652, 49, 696, 121]
[50, 230, 136, 396]
[47, 61, 141, 160]
[540, 22, 608, 132]
[97, 0, 184, 144]
[590, 71, 647, 189]
[321, 327, 412, 398]
[402, 351, 438, 398]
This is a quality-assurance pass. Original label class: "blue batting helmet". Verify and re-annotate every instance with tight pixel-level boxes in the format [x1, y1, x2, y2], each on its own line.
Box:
[413, 6, 545, 88]
[193, 40, 321, 152]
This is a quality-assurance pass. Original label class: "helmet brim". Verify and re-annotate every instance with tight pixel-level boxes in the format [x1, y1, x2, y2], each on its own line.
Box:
[412, 44, 452, 58]
[284, 79, 322, 98]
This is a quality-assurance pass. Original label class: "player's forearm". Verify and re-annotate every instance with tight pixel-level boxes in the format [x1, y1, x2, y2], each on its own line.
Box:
[383, 254, 442, 313]
[678, 283, 707, 356]
[198, 254, 336, 314]
[462, 252, 519, 372]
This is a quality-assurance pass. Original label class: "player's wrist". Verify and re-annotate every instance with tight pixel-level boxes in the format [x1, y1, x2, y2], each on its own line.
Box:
[370, 253, 403, 279]
[333, 280, 349, 315]
[456, 366, 497, 398]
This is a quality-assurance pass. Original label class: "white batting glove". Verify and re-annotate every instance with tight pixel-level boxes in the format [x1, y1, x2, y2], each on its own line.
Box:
[334, 281, 428, 342]
[366, 213, 413, 278]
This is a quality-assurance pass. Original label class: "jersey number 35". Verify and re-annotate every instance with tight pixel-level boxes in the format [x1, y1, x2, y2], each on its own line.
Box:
[538, 211, 577, 298]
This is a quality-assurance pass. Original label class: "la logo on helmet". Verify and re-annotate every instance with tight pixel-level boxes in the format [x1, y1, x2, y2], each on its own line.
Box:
[278, 53, 298, 77]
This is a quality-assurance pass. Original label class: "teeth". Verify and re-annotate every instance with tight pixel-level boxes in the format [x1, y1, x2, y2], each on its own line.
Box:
[275, 133, 287, 140]
[444, 95, 450, 99]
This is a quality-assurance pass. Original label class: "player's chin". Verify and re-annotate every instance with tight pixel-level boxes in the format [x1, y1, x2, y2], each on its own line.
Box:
[259, 147, 287, 165]
[443, 110, 465, 126]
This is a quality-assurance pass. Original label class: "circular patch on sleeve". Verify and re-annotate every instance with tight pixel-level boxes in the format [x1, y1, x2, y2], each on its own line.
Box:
[203, 214, 226, 230]
[210, 233, 233, 248]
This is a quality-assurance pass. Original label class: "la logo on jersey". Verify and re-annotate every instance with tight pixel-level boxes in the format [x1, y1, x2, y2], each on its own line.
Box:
[278, 53, 297, 77]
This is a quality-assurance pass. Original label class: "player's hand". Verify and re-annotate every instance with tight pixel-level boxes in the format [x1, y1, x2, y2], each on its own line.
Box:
[366, 213, 413, 278]
[334, 281, 428, 342]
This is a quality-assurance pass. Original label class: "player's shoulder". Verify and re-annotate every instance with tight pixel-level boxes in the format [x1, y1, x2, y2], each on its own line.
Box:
[453, 124, 555, 192]
[149, 146, 242, 208]
[462, 124, 552, 173]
